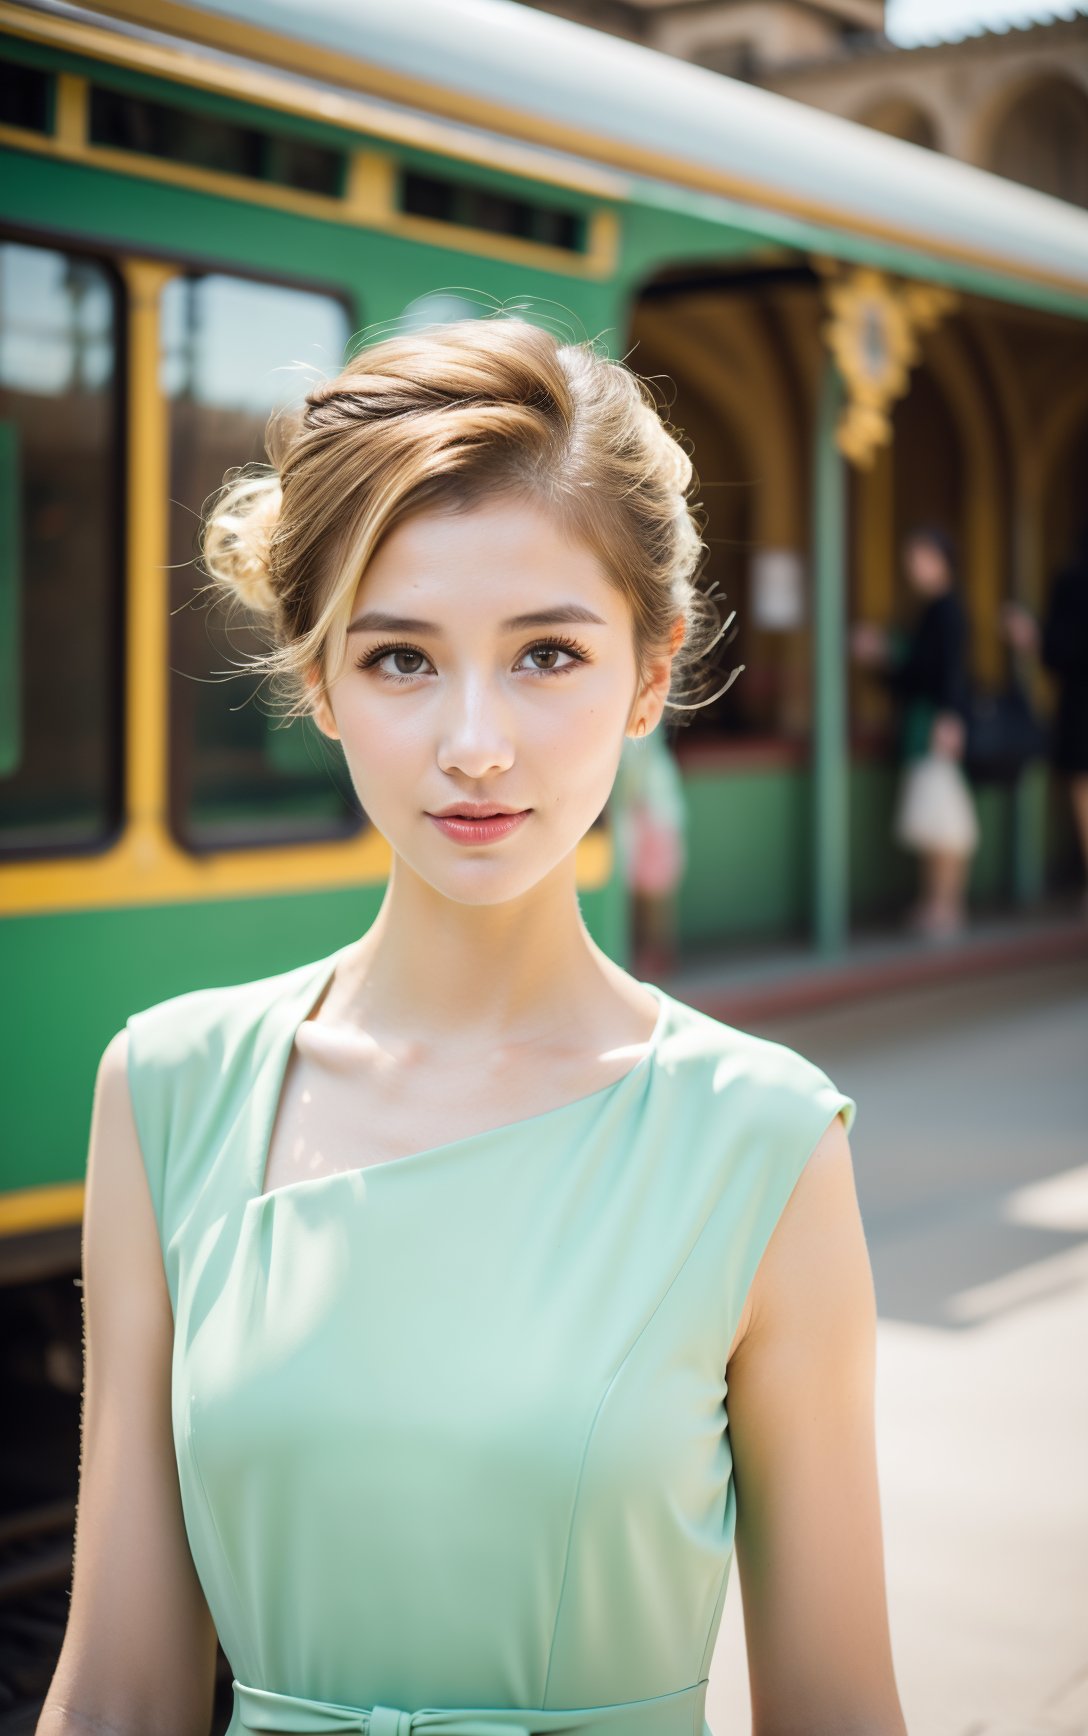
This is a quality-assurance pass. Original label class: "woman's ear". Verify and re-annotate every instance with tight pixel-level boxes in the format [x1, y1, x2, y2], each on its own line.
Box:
[637, 614, 687, 732]
[304, 666, 340, 741]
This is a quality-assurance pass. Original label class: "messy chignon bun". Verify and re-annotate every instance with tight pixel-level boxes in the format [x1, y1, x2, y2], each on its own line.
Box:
[200, 472, 283, 618]
[197, 313, 739, 725]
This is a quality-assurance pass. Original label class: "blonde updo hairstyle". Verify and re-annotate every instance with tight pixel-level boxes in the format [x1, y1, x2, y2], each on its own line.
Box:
[198, 315, 737, 727]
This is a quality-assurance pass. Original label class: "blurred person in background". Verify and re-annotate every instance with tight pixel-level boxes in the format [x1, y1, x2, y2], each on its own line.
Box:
[851, 525, 979, 938]
[612, 721, 688, 978]
[1002, 521, 1088, 917]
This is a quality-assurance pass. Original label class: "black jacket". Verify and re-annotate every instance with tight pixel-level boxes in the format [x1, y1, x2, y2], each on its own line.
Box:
[879, 590, 972, 722]
[1041, 562, 1088, 773]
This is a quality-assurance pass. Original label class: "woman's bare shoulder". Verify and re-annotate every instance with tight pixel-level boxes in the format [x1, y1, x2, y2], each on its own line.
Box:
[86, 1027, 169, 1296]
[732, 1108, 868, 1366]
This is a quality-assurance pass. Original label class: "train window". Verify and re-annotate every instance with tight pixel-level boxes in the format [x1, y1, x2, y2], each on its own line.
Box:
[88, 85, 346, 197]
[399, 169, 586, 253]
[163, 270, 362, 852]
[0, 240, 122, 857]
[0, 56, 53, 134]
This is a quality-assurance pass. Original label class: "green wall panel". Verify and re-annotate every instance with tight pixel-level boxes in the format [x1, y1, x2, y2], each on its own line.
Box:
[678, 765, 809, 946]
[679, 759, 1031, 950]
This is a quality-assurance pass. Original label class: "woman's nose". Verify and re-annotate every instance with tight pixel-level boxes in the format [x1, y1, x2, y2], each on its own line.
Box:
[435, 682, 516, 778]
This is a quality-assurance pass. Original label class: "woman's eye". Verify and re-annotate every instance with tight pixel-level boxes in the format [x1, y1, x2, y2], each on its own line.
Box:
[354, 644, 432, 684]
[355, 636, 590, 685]
[524, 642, 565, 666]
[518, 638, 588, 675]
[383, 647, 428, 680]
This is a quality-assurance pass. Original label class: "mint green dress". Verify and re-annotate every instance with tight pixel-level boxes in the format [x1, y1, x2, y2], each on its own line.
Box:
[125, 941, 856, 1736]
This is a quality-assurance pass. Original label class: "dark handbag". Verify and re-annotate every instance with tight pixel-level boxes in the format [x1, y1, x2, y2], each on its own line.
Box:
[964, 676, 1050, 782]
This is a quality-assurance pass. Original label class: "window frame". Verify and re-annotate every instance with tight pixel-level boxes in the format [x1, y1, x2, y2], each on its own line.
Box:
[0, 223, 127, 864]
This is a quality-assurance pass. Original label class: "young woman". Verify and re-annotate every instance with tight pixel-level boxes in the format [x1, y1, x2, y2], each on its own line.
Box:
[852, 525, 978, 937]
[41, 317, 907, 1736]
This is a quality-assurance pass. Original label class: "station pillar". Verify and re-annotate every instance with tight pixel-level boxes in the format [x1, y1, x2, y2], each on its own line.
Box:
[811, 354, 850, 957]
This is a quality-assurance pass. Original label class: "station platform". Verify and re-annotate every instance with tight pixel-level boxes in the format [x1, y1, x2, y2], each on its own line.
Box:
[649, 891, 1088, 1026]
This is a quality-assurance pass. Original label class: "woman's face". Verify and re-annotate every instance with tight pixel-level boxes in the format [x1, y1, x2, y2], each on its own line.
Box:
[310, 495, 670, 905]
[903, 536, 950, 595]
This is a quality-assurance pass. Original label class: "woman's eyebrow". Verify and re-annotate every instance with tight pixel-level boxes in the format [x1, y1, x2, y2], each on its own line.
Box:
[346, 604, 608, 635]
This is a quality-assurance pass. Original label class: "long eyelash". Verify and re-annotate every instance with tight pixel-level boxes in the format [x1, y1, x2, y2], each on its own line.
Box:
[354, 634, 592, 684]
[354, 639, 425, 674]
[524, 633, 592, 671]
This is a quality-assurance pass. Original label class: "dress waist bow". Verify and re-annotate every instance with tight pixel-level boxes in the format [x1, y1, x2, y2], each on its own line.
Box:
[232, 1677, 709, 1736]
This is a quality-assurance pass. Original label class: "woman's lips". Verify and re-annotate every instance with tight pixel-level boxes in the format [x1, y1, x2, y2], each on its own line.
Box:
[427, 810, 531, 844]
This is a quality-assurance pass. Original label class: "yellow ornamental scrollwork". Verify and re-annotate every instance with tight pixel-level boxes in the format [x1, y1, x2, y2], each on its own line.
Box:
[815, 261, 958, 468]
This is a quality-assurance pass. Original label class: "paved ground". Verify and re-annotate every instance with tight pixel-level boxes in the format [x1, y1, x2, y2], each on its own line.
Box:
[657, 892, 1088, 1027]
[702, 956, 1088, 1736]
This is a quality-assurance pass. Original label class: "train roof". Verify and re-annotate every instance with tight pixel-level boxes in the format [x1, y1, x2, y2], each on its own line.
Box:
[22, 0, 1088, 316]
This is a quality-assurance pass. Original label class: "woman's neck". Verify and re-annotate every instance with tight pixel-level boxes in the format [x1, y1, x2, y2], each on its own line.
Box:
[328, 859, 623, 1049]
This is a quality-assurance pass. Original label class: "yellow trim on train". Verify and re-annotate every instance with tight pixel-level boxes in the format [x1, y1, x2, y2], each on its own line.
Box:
[53, 66, 86, 149]
[0, 93, 618, 281]
[0, 823, 614, 917]
[0, 1, 622, 278]
[10, 0, 1088, 302]
[0, 0, 628, 210]
[122, 252, 175, 913]
[0, 1183, 85, 1236]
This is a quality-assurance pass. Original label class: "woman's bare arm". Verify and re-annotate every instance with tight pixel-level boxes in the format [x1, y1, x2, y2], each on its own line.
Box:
[726, 1113, 908, 1736]
[37, 1029, 219, 1736]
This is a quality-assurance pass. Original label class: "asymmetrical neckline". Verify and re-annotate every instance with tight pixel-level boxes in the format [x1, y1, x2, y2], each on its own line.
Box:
[248, 943, 671, 1208]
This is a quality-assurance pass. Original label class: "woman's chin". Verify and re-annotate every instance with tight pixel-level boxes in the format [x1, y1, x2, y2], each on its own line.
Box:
[429, 846, 584, 907]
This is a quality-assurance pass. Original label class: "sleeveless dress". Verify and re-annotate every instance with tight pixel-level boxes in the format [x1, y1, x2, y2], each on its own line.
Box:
[125, 941, 857, 1736]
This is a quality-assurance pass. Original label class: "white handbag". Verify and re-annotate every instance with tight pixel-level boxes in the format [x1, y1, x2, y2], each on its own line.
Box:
[893, 752, 980, 855]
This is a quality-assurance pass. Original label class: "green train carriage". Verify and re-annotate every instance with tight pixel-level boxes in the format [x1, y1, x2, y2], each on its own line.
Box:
[2, 0, 1088, 1291]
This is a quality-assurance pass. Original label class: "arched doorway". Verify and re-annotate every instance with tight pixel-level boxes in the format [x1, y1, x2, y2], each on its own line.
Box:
[625, 264, 819, 948]
[1042, 408, 1088, 583]
[854, 94, 939, 151]
[627, 307, 764, 740]
[986, 76, 1088, 208]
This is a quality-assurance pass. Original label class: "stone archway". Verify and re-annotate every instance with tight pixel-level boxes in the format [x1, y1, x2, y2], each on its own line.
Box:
[632, 290, 813, 739]
[853, 92, 940, 151]
[981, 74, 1088, 208]
[1041, 398, 1088, 586]
[625, 310, 756, 735]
